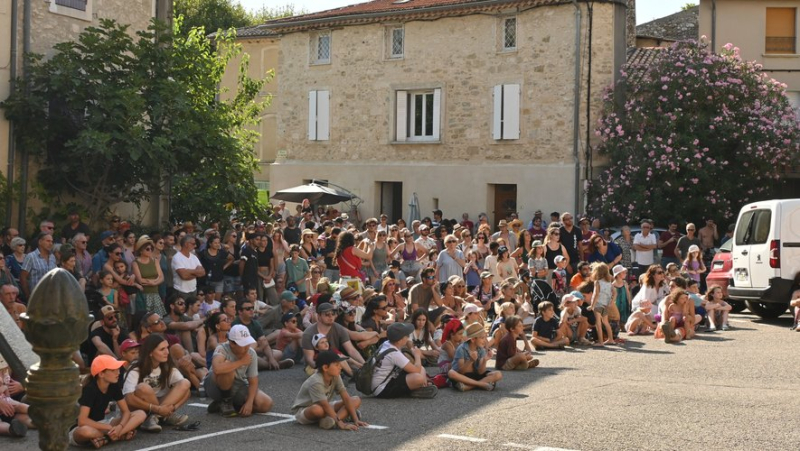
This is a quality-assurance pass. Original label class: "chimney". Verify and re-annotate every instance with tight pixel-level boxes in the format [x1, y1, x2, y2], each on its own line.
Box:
[627, 0, 636, 48]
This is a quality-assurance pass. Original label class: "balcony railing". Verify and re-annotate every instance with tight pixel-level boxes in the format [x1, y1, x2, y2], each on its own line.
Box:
[766, 36, 796, 54]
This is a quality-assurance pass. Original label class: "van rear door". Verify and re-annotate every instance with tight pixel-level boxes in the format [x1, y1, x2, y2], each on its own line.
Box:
[732, 208, 773, 288]
[782, 201, 800, 280]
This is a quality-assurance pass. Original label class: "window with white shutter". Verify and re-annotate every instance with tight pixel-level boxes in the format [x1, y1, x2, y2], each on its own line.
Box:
[308, 90, 330, 141]
[395, 88, 441, 142]
[493, 84, 520, 140]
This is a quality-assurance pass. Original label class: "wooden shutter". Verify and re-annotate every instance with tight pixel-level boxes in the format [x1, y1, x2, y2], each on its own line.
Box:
[396, 90, 407, 142]
[317, 90, 330, 141]
[493, 85, 503, 140]
[503, 84, 520, 140]
[432, 88, 441, 141]
[308, 91, 317, 140]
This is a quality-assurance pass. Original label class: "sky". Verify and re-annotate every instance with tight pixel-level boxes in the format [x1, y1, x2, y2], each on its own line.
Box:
[238, 0, 684, 25]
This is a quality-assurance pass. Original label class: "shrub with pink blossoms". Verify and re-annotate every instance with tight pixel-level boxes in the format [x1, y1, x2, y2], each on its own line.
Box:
[588, 40, 800, 225]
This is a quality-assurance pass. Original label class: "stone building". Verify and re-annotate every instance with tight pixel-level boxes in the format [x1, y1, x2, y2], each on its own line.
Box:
[258, 0, 630, 225]
[0, 0, 172, 230]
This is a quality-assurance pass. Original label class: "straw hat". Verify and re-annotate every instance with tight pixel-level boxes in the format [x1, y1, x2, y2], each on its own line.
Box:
[135, 235, 154, 253]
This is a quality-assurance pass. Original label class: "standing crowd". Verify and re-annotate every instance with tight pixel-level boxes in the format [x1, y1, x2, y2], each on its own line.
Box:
[1, 203, 784, 447]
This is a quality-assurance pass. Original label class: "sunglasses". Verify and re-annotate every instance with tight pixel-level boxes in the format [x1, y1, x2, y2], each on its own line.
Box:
[149, 319, 162, 326]
[386, 283, 396, 287]
[175, 302, 185, 306]
[655, 271, 665, 275]
[425, 276, 436, 280]
[220, 317, 231, 323]
[111, 219, 120, 223]
[197, 292, 205, 296]
[446, 241, 457, 244]
[462, 234, 471, 238]
[241, 306, 254, 311]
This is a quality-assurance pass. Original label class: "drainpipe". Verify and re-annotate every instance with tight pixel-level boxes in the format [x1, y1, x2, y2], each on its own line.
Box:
[18, 0, 31, 234]
[711, 0, 717, 51]
[6, 0, 18, 226]
[571, 0, 582, 214]
[585, 2, 593, 184]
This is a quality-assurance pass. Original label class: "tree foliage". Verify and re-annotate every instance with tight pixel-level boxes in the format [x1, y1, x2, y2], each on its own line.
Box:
[1, 19, 269, 225]
[588, 40, 800, 225]
[174, 0, 301, 35]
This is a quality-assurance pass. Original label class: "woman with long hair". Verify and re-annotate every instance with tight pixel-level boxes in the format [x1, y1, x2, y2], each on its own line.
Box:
[632, 264, 670, 316]
[381, 276, 406, 322]
[393, 229, 425, 281]
[511, 229, 533, 269]
[122, 334, 192, 431]
[204, 311, 232, 369]
[334, 231, 373, 285]
[299, 229, 325, 271]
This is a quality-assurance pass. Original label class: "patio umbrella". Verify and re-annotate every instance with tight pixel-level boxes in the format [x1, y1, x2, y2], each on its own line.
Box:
[271, 183, 353, 205]
[407, 192, 420, 224]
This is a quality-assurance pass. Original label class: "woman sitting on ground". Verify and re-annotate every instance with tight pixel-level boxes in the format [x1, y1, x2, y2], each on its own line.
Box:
[204, 311, 232, 369]
[440, 277, 465, 317]
[360, 296, 389, 342]
[381, 276, 407, 322]
[408, 308, 441, 365]
[335, 304, 380, 355]
[122, 334, 192, 432]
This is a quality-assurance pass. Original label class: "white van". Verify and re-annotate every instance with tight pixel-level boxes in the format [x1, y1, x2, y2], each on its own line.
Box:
[728, 199, 800, 318]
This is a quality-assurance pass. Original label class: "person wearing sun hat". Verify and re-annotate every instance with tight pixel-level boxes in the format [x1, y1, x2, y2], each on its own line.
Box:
[369, 322, 438, 399]
[132, 235, 165, 317]
[448, 322, 503, 392]
[205, 325, 274, 418]
[69, 355, 146, 448]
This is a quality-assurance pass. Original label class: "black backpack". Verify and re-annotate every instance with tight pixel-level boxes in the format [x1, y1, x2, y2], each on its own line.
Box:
[354, 347, 396, 395]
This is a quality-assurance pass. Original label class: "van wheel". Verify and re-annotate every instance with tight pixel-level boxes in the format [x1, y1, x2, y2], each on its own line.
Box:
[745, 301, 788, 319]
[728, 300, 746, 314]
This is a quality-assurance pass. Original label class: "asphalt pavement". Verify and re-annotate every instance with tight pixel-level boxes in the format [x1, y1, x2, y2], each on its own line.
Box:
[5, 310, 800, 451]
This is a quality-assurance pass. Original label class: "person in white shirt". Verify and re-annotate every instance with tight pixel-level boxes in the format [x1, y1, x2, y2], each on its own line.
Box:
[172, 236, 205, 296]
[414, 225, 437, 265]
[632, 221, 657, 277]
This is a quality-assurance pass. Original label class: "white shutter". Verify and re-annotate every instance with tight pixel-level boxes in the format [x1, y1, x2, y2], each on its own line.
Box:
[432, 88, 441, 141]
[503, 84, 520, 140]
[308, 91, 318, 141]
[317, 90, 330, 141]
[493, 85, 503, 140]
[396, 90, 407, 142]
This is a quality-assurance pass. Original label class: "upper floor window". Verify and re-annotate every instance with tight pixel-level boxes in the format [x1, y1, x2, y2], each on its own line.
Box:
[502, 17, 517, 51]
[395, 89, 441, 142]
[388, 26, 404, 59]
[766, 8, 796, 54]
[312, 31, 331, 64]
[49, 0, 92, 21]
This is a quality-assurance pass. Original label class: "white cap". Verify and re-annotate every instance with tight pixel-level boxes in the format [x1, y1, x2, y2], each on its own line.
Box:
[463, 304, 480, 314]
[228, 325, 256, 347]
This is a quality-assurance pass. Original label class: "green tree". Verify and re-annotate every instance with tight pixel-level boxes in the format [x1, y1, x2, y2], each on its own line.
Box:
[682, 3, 698, 11]
[174, 0, 302, 35]
[2, 19, 269, 225]
[588, 40, 800, 225]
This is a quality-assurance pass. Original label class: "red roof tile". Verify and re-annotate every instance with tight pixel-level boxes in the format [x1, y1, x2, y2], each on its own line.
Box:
[269, 0, 494, 24]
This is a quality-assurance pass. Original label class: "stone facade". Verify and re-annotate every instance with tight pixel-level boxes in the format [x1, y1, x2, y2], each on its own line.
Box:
[270, 2, 626, 224]
[1, 0, 163, 227]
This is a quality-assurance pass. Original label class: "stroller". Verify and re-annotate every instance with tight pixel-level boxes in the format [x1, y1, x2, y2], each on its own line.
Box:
[528, 278, 558, 316]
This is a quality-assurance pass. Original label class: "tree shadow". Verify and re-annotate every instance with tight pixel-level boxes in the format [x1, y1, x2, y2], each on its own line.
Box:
[619, 339, 675, 354]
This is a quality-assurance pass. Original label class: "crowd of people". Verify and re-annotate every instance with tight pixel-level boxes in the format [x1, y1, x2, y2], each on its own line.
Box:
[2, 203, 795, 446]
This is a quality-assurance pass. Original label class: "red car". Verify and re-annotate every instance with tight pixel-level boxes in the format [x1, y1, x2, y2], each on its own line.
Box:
[705, 239, 745, 312]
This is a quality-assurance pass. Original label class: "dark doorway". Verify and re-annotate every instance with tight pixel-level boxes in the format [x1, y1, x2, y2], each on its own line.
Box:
[379, 182, 403, 223]
[493, 184, 517, 225]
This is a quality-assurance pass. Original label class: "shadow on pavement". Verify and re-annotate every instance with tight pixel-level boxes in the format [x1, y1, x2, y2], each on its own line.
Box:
[617, 339, 674, 355]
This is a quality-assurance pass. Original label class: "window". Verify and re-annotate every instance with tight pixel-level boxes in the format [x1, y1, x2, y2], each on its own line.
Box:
[308, 90, 330, 141]
[395, 89, 441, 142]
[502, 17, 517, 50]
[49, 0, 91, 20]
[766, 8, 796, 54]
[493, 84, 520, 140]
[312, 32, 331, 64]
[735, 210, 772, 246]
[55, 0, 87, 11]
[389, 26, 404, 58]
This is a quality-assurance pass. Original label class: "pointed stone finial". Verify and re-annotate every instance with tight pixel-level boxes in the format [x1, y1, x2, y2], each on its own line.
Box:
[21, 268, 92, 451]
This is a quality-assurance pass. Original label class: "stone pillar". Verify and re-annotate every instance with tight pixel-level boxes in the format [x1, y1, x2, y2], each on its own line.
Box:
[21, 269, 92, 451]
[627, 0, 637, 48]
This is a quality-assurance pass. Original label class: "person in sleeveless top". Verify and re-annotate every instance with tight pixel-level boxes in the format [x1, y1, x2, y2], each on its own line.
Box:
[133, 236, 166, 317]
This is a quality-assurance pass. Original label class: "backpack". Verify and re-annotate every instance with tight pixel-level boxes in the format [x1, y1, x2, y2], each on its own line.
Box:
[354, 347, 397, 395]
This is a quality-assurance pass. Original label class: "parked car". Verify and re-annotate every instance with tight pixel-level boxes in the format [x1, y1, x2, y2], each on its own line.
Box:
[728, 199, 800, 319]
[705, 239, 745, 313]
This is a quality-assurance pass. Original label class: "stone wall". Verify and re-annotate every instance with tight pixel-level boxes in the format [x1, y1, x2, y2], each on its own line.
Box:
[275, 3, 617, 167]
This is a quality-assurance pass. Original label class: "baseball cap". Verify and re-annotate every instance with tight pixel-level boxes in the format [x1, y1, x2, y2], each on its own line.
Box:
[311, 333, 327, 348]
[281, 312, 297, 324]
[569, 290, 585, 301]
[554, 255, 566, 264]
[91, 355, 125, 377]
[100, 231, 115, 241]
[316, 350, 348, 368]
[432, 209, 443, 216]
[387, 322, 414, 342]
[280, 290, 297, 302]
[463, 303, 480, 315]
[120, 339, 141, 352]
[100, 305, 117, 318]
[317, 302, 336, 313]
[419, 224, 429, 231]
[480, 271, 493, 279]
[228, 324, 256, 347]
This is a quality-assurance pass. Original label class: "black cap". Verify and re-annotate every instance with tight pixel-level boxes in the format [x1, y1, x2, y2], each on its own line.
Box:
[316, 350, 348, 368]
[432, 209, 443, 216]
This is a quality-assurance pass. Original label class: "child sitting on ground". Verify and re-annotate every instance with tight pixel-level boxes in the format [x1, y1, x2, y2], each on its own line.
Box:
[448, 323, 503, 391]
[659, 290, 696, 343]
[199, 286, 221, 318]
[276, 313, 304, 362]
[495, 316, 539, 371]
[305, 334, 354, 379]
[551, 256, 568, 297]
[560, 294, 590, 346]
[686, 280, 707, 329]
[489, 301, 516, 348]
[531, 301, 570, 350]
[438, 319, 464, 375]
[291, 351, 367, 430]
[590, 263, 616, 347]
[69, 355, 146, 448]
[0, 355, 32, 438]
[704, 285, 733, 331]
[625, 299, 656, 335]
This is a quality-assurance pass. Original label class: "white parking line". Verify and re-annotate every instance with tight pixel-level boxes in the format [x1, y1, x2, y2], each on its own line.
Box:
[187, 402, 388, 429]
[134, 418, 295, 451]
[437, 433, 487, 442]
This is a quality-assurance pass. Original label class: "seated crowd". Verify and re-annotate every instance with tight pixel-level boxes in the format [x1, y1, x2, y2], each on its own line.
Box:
[0, 206, 770, 446]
